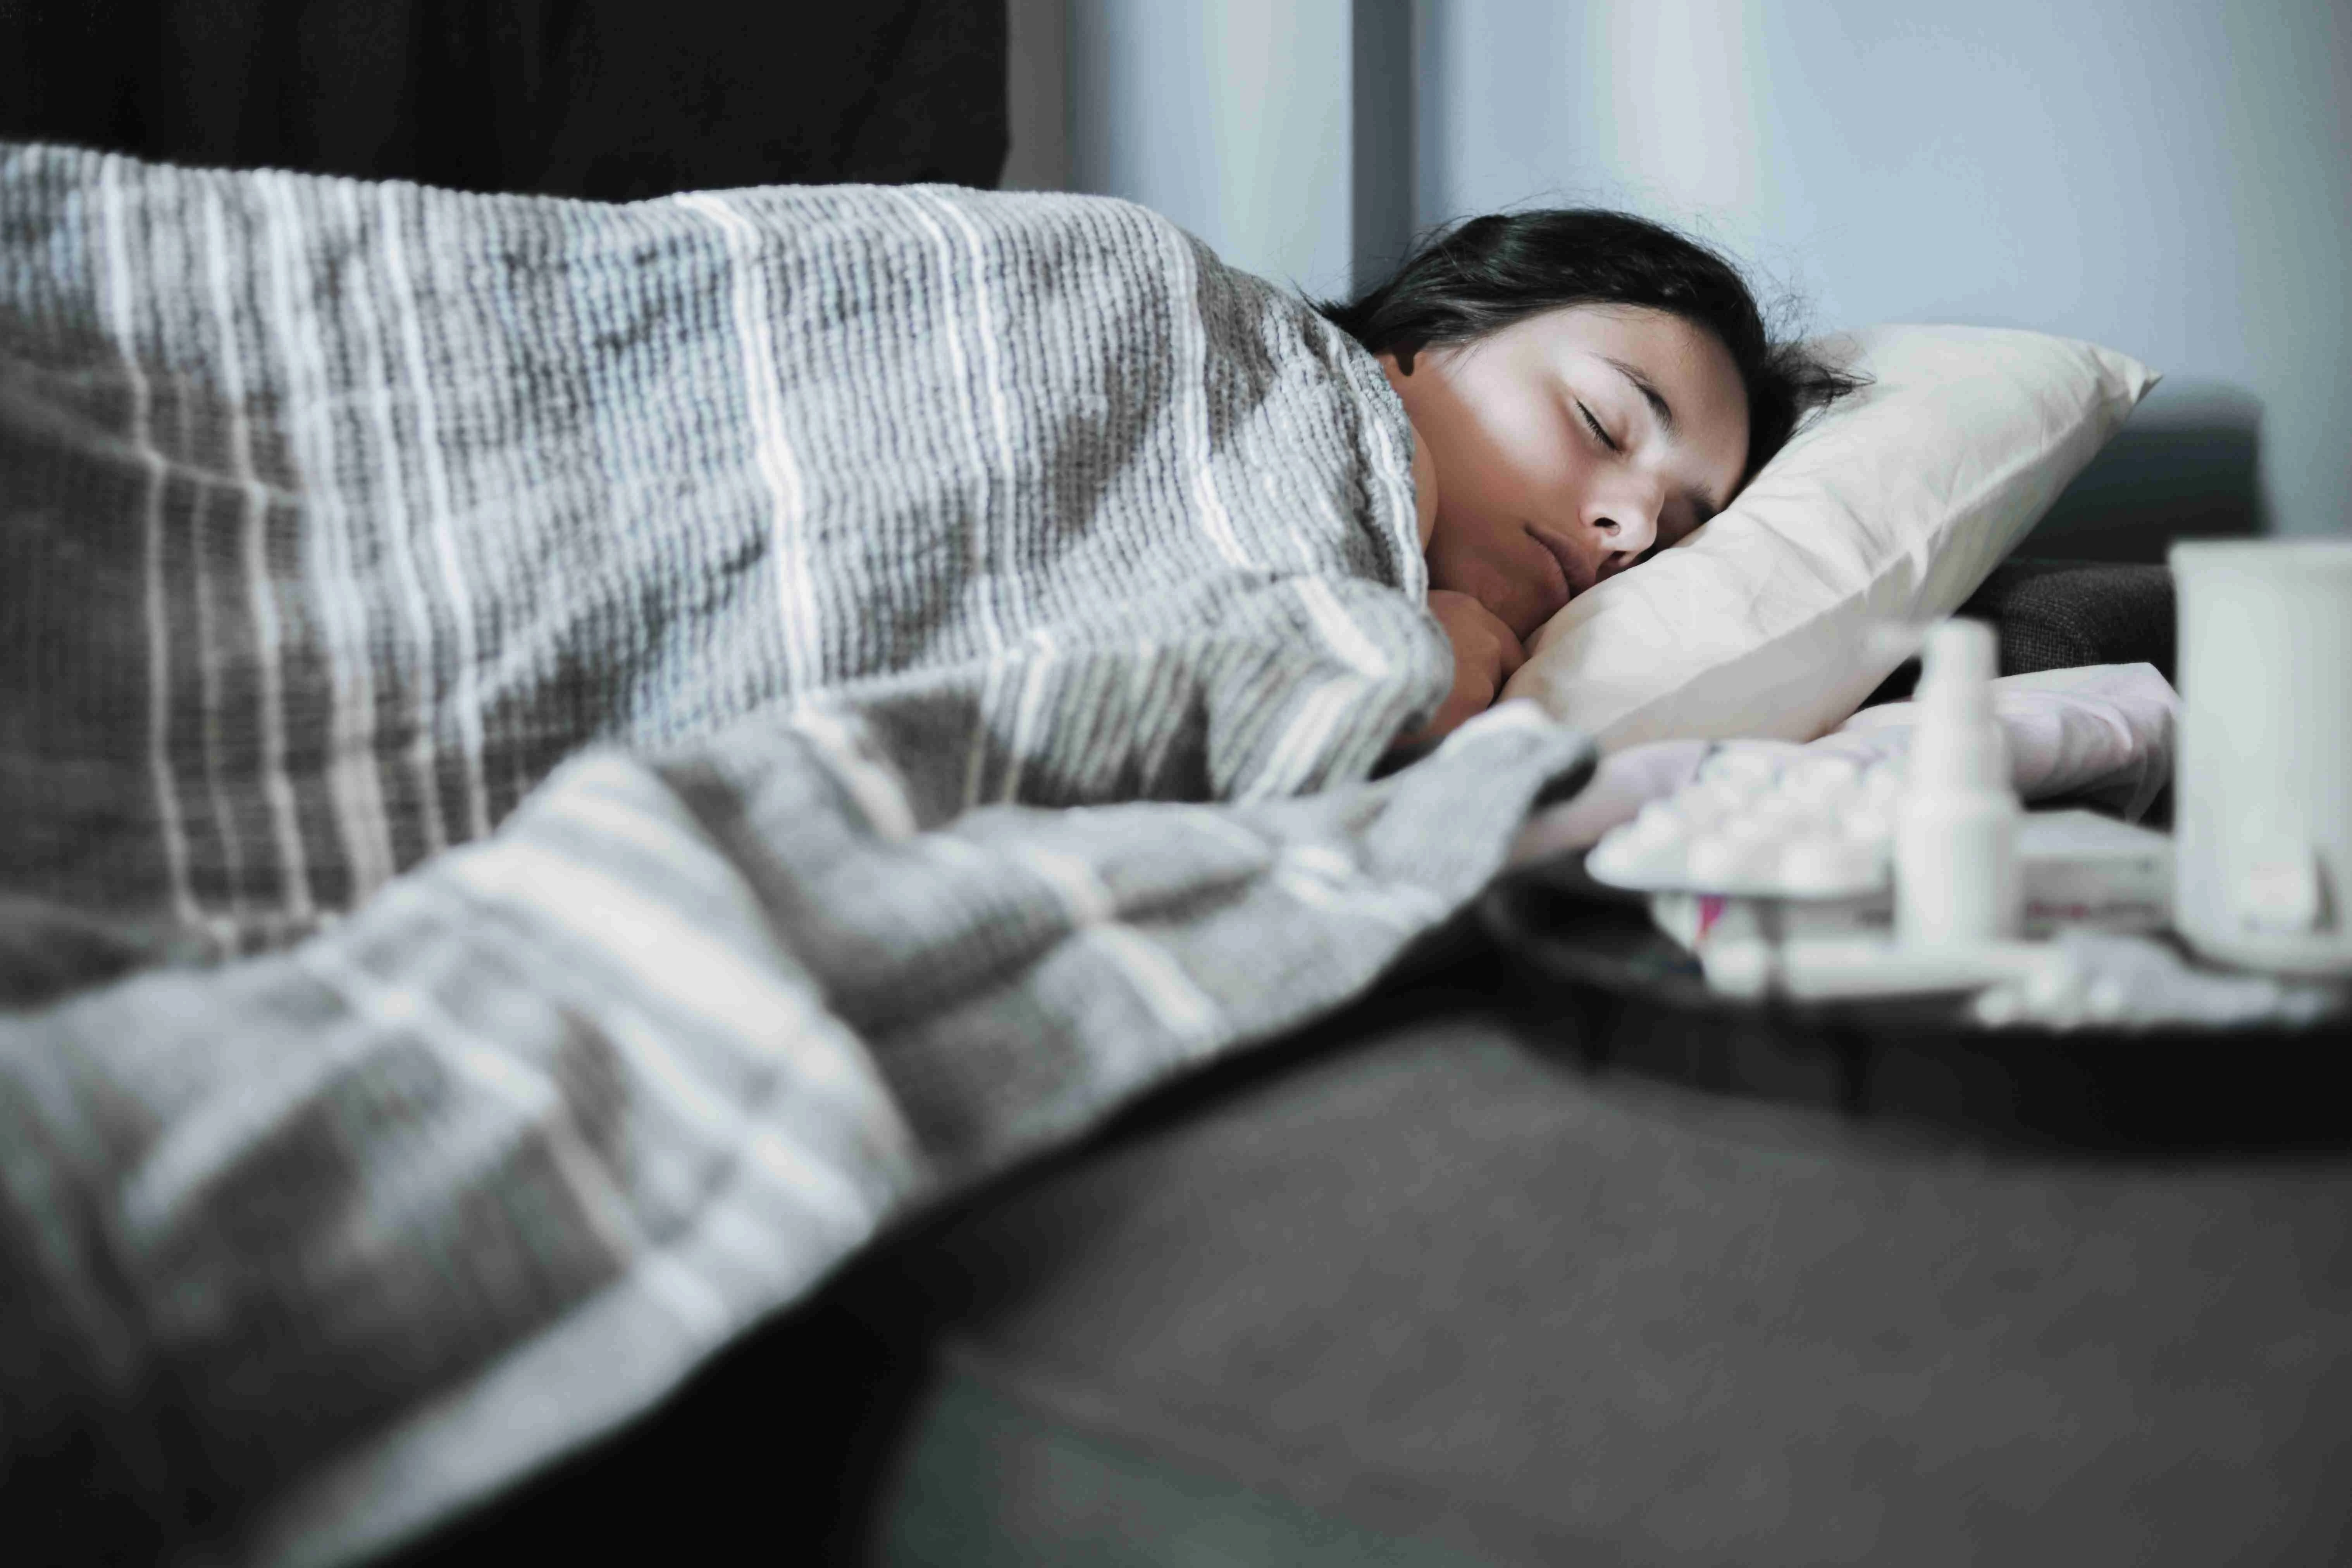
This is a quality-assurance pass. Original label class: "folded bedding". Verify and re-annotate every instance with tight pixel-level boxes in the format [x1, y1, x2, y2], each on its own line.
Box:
[0, 143, 1599, 1563]
[1510, 660, 2179, 868]
[1, 143, 1456, 938]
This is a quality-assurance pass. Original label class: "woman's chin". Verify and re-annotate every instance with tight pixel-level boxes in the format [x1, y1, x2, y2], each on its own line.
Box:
[1427, 554, 1557, 641]
[1504, 581, 1570, 640]
[1492, 594, 1556, 644]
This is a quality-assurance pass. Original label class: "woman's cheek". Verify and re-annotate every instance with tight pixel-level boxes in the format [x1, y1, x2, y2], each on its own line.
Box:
[1426, 520, 1526, 630]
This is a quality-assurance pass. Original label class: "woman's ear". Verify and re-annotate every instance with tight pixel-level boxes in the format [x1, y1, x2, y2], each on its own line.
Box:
[1376, 349, 1415, 402]
[1409, 425, 1438, 552]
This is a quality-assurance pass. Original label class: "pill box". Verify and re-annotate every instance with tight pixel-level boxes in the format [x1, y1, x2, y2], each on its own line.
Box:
[1648, 809, 2173, 953]
[1586, 745, 1905, 899]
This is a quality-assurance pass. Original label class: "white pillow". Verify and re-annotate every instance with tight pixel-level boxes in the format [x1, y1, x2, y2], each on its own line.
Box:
[1500, 324, 2159, 750]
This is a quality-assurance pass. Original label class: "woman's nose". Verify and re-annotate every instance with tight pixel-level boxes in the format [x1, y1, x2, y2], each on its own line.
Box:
[1589, 485, 1662, 560]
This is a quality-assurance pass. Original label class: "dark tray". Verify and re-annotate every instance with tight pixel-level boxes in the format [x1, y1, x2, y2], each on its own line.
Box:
[1479, 853, 2350, 1155]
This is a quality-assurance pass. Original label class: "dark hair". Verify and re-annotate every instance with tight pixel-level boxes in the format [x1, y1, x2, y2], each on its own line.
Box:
[1317, 209, 1865, 480]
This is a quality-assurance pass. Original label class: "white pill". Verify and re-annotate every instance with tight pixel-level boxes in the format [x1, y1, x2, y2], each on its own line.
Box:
[2022, 961, 2086, 1012]
[1780, 757, 1861, 800]
[2084, 976, 2131, 1022]
[1698, 746, 1787, 787]
[1843, 809, 1894, 845]
[1631, 801, 1687, 840]
[1777, 835, 1882, 895]
[1974, 987, 2027, 1028]
[1591, 832, 1663, 884]
[1655, 793, 1710, 831]
[1683, 780, 1756, 821]
[1688, 833, 1775, 887]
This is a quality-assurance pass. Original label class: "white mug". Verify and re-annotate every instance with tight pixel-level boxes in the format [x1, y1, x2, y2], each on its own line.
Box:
[2171, 538, 2352, 976]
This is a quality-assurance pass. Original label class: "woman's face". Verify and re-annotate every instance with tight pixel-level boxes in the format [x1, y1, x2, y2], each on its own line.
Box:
[1381, 303, 1751, 641]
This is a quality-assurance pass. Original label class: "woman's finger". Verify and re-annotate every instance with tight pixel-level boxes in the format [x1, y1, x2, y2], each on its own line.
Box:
[1494, 624, 1528, 680]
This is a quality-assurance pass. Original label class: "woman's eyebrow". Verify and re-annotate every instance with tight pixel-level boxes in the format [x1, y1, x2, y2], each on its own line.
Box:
[1601, 357, 1730, 518]
[1601, 355, 1675, 434]
[1587, 355, 1727, 521]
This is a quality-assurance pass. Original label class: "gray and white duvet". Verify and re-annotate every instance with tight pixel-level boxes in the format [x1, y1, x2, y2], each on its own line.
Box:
[0, 143, 1593, 1563]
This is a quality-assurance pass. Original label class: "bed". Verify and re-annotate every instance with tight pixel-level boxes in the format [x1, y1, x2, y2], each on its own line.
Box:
[382, 559, 2352, 1568]
[10, 21, 2342, 1565]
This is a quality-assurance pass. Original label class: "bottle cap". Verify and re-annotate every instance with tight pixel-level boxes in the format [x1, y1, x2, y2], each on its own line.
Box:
[1918, 618, 1996, 713]
[1910, 618, 2007, 793]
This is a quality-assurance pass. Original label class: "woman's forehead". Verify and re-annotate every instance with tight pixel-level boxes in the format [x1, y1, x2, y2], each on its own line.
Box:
[1507, 303, 1729, 377]
[1509, 306, 1749, 470]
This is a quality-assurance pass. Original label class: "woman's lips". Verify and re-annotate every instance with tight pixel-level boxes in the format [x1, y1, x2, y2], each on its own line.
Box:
[1525, 524, 1594, 617]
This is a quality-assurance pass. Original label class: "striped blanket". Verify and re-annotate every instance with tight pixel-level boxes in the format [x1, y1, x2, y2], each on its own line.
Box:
[0, 144, 1594, 1564]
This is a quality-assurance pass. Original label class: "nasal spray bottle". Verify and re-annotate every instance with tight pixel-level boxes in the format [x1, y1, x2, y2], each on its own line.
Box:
[1896, 618, 2023, 945]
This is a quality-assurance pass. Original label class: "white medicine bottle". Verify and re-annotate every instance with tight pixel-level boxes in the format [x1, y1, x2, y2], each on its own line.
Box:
[1895, 618, 2023, 944]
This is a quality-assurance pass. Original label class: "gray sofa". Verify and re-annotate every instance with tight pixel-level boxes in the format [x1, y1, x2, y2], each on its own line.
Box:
[1863, 555, 2177, 708]
[403, 560, 2352, 1567]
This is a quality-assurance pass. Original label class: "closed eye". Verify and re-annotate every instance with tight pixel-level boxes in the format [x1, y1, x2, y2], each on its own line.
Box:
[1577, 402, 1621, 454]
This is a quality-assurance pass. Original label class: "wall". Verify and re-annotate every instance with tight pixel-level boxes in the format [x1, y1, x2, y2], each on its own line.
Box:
[1054, 0, 1357, 299]
[1001, 0, 1069, 192]
[1416, 0, 2352, 553]
[1014, 0, 1414, 295]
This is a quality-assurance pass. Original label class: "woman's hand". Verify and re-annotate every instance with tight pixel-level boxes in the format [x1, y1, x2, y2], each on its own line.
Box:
[1400, 589, 1526, 747]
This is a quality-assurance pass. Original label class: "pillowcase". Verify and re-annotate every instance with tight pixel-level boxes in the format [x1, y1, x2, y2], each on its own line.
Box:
[1499, 324, 2159, 750]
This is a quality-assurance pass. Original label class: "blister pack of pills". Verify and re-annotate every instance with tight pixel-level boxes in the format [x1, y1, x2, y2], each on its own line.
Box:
[1585, 741, 1906, 898]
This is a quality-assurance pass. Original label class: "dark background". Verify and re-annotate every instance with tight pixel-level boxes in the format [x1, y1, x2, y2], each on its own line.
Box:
[0, 0, 1008, 197]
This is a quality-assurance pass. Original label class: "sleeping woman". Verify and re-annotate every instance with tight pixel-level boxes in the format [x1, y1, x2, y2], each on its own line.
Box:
[0, 150, 1878, 1561]
[1319, 210, 1856, 744]
[0, 143, 1854, 931]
